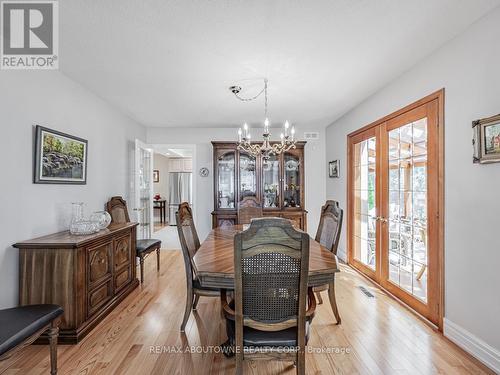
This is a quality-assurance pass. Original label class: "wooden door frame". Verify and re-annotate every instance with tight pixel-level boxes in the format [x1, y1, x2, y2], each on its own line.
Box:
[346, 89, 445, 330]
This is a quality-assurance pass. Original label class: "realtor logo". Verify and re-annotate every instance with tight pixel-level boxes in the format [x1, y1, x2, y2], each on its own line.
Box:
[1, 0, 58, 69]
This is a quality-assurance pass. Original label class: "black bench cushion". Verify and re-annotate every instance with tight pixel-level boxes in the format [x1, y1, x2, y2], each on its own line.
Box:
[136, 239, 161, 254]
[0, 304, 63, 356]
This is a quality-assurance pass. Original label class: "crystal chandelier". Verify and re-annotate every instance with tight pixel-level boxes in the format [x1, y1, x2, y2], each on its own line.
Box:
[230, 79, 296, 160]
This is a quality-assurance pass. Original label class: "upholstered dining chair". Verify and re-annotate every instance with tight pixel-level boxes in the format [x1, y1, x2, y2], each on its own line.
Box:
[106, 196, 161, 284]
[313, 200, 343, 324]
[176, 202, 220, 332]
[237, 196, 263, 224]
[221, 218, 316, 375]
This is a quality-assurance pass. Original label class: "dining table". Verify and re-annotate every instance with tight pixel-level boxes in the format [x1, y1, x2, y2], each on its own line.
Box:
[192, 225, 340, 290]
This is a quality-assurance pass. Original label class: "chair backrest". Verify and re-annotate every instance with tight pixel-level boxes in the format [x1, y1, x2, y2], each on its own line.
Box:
[107, 196, 130, 224]
[175, 202, 201, 280]
[315, 200, 343, 255]
[234, 218, 310, 333]
[238, 196, 263, 224]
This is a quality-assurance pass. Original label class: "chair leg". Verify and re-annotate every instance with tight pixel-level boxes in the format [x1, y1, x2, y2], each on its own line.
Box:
[180, 283, 194, 332]
[193, 294, 200, 310]
[48, 320, 59, 375]
[235, 352, 243, 375]
[316, 291, 323, 304]
[416, 264, 426, 281]
[139, 256, 145, 284]
[156, 247, 161, 271]
[296, 350, 305, 375]
[328, 280, 341, 325]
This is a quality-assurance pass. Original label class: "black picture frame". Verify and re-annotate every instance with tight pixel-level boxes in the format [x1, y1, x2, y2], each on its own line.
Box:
[329, 160, 339, 178]
[153, 170, 160, 183]
[34, 125, 88, 184]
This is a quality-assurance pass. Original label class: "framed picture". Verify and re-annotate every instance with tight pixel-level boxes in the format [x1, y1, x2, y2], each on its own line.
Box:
[34, 126, 88, 184]
[473, 114, 500, 164]
[329, 160, 340, 178]
[153, 170, 160, 183]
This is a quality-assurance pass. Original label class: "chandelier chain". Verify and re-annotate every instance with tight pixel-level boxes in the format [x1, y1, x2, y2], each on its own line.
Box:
[232, 78, 267, 104]
[233, 78, 296, 160]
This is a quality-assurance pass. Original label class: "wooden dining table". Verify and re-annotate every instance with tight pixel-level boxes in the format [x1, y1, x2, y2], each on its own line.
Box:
[192, 225, 340, 290]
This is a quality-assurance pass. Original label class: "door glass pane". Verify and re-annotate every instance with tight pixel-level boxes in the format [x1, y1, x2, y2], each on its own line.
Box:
[263, 155, 279, 208]
[217, 152, 235, 209]
[387, 118, 428, 302]
[353, 138, 376, 269]
[239, 153, 256, 201]
[138, 148, 152, 239]
[284, 153, 301, 208]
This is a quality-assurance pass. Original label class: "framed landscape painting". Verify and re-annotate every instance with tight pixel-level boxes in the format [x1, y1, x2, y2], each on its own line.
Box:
[473, 114, 500, 164]
[34, 126, 88, 184]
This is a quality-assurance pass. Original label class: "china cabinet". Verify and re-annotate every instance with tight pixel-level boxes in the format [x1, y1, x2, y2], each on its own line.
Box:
[211, 141, 307, 230]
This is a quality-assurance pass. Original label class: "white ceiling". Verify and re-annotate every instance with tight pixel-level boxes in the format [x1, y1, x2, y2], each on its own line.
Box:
[152, 145, 193, 158]
[60, 0, 500, 129]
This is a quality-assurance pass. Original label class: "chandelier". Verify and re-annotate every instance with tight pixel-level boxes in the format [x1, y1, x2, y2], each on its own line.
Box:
[230, 79, 296, 160]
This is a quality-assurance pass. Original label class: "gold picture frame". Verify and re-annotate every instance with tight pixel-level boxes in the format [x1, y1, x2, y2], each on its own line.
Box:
[473, 114, 500, 164]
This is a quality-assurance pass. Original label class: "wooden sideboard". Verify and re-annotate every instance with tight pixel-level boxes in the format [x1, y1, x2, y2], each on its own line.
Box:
[13, 222, 139, 344]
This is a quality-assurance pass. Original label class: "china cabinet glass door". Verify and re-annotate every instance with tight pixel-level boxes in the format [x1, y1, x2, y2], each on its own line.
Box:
[262, 155, 280, 208]
[239, 153, 257, 201]
[217, 151, 235, 209]
[283, 152, 301, 208]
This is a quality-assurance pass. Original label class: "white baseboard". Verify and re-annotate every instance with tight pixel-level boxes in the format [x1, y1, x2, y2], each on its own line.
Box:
[444, 318, 500, 373]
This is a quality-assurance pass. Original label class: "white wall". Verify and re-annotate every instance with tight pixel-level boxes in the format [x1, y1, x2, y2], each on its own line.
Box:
[146, 127, 326, 241]
[325, 6, 500, 364]
[153, 153, 169, 200]
[0, 71, 146, 308]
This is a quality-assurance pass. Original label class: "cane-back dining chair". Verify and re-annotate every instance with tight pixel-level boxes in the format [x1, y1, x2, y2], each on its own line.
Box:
[106, 196, 161, 284]
[237, 196, 263, 224]
[176, 202, 220, 332]
[221, 218, 316, 375]
[313, 200, 343, 324]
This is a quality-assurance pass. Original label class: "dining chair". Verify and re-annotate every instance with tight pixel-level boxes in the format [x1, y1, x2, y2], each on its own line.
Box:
[106, 196, 161, 284]
[221, 218, 316, 375]
[176, 202, 220, 332]
[237, 196, 263, 224]
[313, 200, 343, 324]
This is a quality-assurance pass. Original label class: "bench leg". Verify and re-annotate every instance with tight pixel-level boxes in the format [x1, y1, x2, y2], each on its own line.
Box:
[156, 247, 161, 271]
[139, 256, 145, 284]
[48, 320, 60, 375]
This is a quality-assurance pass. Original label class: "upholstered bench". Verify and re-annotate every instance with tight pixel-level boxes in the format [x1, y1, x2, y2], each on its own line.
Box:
[0, 304, 63, 374]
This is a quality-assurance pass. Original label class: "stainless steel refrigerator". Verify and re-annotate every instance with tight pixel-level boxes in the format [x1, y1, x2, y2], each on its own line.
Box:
[168, 172, 192, 225]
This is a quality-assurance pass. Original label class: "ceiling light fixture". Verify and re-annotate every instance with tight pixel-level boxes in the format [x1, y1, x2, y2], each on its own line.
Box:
[230, 78, 296, 160]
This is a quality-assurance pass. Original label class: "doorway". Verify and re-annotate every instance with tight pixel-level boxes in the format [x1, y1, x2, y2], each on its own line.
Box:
[347, 90, 444, 328]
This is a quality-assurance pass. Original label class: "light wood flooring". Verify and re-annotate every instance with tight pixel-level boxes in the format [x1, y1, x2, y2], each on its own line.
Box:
[0, 251, 493, 375]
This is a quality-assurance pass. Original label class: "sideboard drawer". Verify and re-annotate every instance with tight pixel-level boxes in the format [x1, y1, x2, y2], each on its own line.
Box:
[87, 241, 112, 289]
[114, 234, 131, 271]
[114, 266, 132, 293]
[88, 279, 113, 317]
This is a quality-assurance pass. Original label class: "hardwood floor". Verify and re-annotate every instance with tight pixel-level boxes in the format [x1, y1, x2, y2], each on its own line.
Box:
[0, 251, 493, 375]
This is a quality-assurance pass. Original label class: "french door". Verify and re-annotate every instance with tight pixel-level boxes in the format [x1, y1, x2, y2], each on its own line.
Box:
[347, 91, 443, 327]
